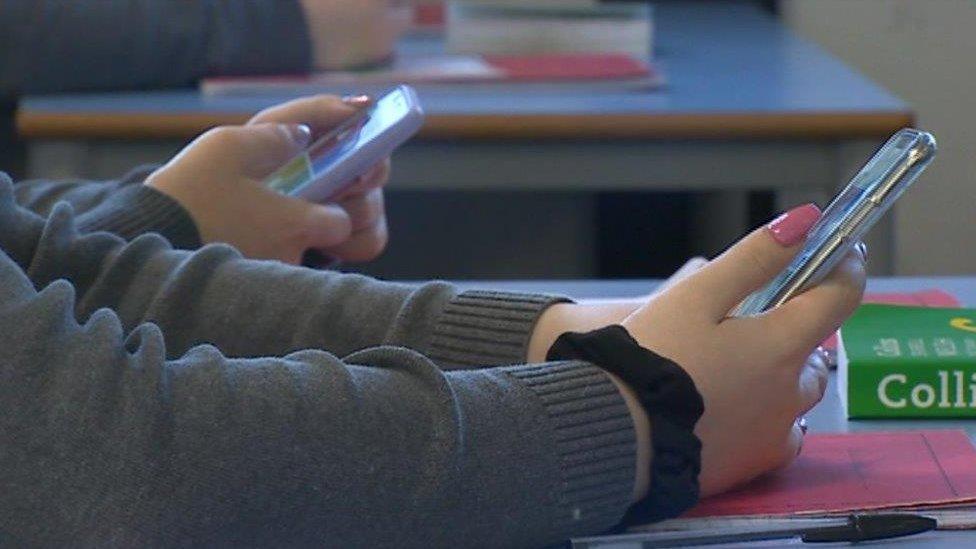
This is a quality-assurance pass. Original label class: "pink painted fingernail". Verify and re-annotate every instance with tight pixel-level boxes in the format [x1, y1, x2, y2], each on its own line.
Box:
[341, 94, 372, 107]
[766, 203, 821, 247]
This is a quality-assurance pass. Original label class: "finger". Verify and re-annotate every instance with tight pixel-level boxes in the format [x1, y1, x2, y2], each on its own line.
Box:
[765, 249, 867, 350]
[357, 159, 392, 191]
[248, 94, 371, 137]
[761, 423, 806, 475]
[322, 217, 389, 263]
[690, 203, 823, 319]
[338, 188, 385, 232]
[203, 123, 312, 179]
[654, 256, 709, 295]
[783, 423, 805, 465]
[301, 203, 354, 251]
[332, 159, 392, 201]
[797, 350, 830, 414]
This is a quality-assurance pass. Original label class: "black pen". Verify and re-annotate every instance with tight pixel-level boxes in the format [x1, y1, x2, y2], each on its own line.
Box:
[571, 513, 937, 548]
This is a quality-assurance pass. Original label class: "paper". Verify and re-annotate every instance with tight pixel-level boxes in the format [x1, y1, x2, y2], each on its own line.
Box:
[685, 430, 976, 517]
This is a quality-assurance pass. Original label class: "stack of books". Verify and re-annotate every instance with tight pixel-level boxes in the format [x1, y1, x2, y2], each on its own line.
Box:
[446, 0, 654, 60]
[200, 0, 660, 96]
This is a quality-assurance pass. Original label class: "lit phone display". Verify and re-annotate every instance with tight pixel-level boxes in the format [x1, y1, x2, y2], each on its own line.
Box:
[265, 86, 424, 203]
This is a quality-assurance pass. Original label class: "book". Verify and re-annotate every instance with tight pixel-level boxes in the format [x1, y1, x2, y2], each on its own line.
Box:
[412, 2, 446, 33]
[839, 304, 976, 418]
[631, 430, 976, 532]
[451, 0, 599, 9]
[200, 53, 661, 96]
[819, 288, 960, 354]
[446, 1, 653, 59]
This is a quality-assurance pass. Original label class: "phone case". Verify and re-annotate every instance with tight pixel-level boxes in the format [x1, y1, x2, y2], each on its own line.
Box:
[265, 85, 425, 203]
[734, 128, 937, 316]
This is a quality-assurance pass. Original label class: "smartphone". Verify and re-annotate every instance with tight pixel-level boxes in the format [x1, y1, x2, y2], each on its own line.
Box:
[264, 85, 425, 203]
[733, 128, 937, 317]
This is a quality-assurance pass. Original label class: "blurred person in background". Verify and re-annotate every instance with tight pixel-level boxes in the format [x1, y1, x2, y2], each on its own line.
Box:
[1, 0, 412, 94]
[0, 0, 410, 259]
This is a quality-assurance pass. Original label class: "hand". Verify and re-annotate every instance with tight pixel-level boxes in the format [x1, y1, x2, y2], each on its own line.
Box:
[147, 95, 391, 264]
[299, 0, 412, 70]
[529, 257, 710, 362]
[249, 95, 391, 263]
[621, 204, 865, 497]
[528, 205, 865, 503]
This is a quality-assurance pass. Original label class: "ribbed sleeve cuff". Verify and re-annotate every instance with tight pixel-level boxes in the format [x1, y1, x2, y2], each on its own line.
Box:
[505, 361, 636, 534]
[427, 290, 571, 369]
[76, 185, 201, 249]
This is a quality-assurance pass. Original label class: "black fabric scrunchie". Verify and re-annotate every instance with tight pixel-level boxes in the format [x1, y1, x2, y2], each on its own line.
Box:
[547, 325, 704, 523]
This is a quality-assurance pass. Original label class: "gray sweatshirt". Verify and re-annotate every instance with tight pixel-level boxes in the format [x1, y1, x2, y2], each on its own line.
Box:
[1, 172, 637, 547]
[0, 1, 311, 95]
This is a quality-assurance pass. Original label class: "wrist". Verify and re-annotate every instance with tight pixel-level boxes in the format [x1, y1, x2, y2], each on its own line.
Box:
[547, 326, 704, 521]
[527, 301, 642, 363]
[605, 372, 653, 502]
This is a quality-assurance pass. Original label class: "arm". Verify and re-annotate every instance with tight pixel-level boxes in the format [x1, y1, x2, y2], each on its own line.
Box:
[0, 173, 638, 546]
[14, 166, 201, 249]
[0, 0, 311, 95]
[8, 173, 563, 365]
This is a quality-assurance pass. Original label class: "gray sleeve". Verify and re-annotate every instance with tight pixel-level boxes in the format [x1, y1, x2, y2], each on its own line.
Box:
[15, 166, 201, 248]
[0, 0, 312, 95]
[0, 173, 636, 546]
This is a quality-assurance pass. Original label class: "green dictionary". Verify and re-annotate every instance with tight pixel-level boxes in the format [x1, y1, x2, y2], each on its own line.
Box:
[839, 304, 976, 418]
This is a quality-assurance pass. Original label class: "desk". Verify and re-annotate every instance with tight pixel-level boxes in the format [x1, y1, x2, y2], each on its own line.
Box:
[16, 1, 911, 274]
[456, 277, 975, 547]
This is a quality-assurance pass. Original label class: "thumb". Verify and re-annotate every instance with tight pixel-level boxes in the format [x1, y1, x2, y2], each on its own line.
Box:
[691, 203, 822, 319]
[209, 123, 312, 179]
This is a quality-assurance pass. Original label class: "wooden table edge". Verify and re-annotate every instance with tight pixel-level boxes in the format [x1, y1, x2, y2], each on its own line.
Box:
[16, 110, 915, 141]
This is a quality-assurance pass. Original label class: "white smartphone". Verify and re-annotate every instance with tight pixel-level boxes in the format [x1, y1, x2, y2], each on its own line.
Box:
[734, 128, 937, 316]
[264, 85, 425, 203]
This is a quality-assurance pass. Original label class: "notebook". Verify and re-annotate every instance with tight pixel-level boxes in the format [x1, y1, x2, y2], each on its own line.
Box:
[634, 430, 976, 533]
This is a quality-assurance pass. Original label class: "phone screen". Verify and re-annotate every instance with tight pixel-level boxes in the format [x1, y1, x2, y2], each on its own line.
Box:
[265, 89, 412, 197]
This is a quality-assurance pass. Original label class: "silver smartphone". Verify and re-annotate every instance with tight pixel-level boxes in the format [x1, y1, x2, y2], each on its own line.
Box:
[733, 128, 937, 316]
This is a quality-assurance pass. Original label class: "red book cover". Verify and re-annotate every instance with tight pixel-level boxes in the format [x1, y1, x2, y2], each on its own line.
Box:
[201, 53, 660, 95]
[687, 430, 976, 517]
[484, 53, 651, 81]
[414, 3, 445, 28]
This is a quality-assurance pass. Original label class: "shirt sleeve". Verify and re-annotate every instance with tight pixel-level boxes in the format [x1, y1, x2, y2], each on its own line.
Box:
[0, 172, 637, 546]
[15, 166, 201, 249]
[0, 0, 312, 95]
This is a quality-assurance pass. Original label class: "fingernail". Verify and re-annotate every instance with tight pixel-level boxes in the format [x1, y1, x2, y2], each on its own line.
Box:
[284, 124, 312, 147]
[855, 241, 868, 261]
[796, 418, 808, 457]
[767, 203, 822, 247]
[341, 94, 372, 107]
